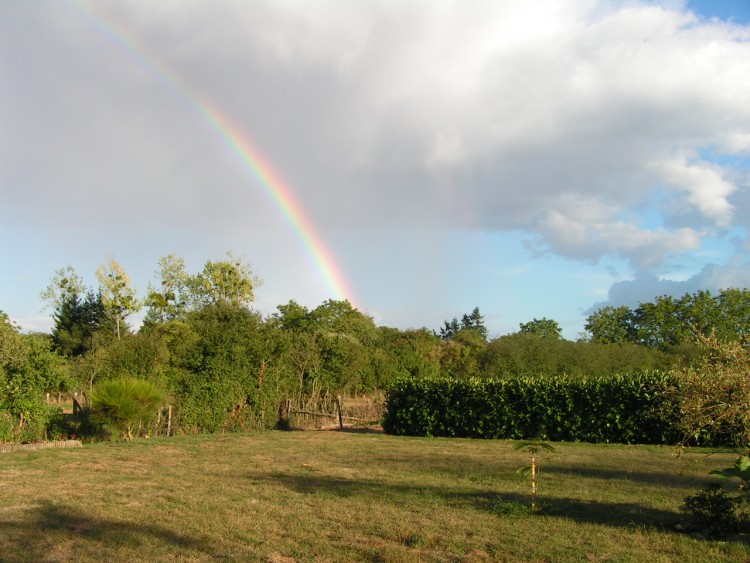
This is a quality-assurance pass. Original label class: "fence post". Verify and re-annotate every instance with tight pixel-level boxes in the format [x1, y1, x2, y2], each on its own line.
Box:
[336, 395, 344, 430]
[167, 405, 172, 437]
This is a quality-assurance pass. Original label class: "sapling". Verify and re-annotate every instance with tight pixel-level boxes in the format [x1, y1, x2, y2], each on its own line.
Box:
[514, 440, 555, 511]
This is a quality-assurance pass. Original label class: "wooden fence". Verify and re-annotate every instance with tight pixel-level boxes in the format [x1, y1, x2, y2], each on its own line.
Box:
[285, 395, 363, 430]
[0, 439, 83, 454]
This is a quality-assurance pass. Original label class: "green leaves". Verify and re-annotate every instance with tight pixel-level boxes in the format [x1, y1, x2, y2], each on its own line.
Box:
[710, 456, 750, 487]
[383, 372, 681, 444]
[90, 377, 166, 441]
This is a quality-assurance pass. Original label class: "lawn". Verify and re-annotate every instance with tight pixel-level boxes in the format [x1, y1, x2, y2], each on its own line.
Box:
[0, 430, 747, 562]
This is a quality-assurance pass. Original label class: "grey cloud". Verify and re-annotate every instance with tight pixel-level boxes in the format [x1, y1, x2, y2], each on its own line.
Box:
[3, 1, 749, 271]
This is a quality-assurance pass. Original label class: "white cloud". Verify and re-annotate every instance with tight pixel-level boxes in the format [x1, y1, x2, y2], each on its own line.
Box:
[2, 0, 750, 333]
[653, 156, 736, 225]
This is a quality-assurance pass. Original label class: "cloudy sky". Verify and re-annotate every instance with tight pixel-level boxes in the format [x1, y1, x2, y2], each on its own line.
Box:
[2, 0, 749, 338]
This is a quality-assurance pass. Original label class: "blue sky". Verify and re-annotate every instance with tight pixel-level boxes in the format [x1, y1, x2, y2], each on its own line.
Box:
[2, 0, 749, 339]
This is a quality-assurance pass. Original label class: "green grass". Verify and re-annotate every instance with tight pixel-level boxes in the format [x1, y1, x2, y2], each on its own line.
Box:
[0, 430, 747, 561]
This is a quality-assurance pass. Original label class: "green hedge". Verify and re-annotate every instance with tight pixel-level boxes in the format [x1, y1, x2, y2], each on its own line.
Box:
[382, 373, 683, 444]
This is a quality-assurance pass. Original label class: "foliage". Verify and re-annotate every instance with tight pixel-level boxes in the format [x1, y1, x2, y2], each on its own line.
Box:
[90, 377, 165, 441]
[96, 256, 141, 339]
[710, 455, 750, 490]
[479, 333, 671, 379]
[518, 317, 562, 339]
[190, 252, 260, 310]
[0, 313, 69, 442]
[143, 254, 191, 325]
[165, 304, 297, 433]
[39, 265, 87, 312]
[382, 373, 681, 444]
[585, 289, 750, 349]
[670, 332, 750, 448]
[682, 483, 748, 538]
[51, 290, 112, 357]
[439, 307, 487, 341]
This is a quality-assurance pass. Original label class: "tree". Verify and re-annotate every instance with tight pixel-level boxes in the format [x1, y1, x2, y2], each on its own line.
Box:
[584, 306, 635, 344]
[586, 289, 750, 350]
[439, 318, 461, 340]
[51, 290, 110, 357]
[518, 318, 562, 339]
[0, 312, 68, 441]
[439, 307, 487, 340]
[96, 256, 141, 340]
[143, 254, 191, 326]
[40, 266, 87, 313]
[189, 252, 260, 310]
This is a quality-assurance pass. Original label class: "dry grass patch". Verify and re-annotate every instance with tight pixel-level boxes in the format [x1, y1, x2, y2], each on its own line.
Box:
[0, 431, 748, 561]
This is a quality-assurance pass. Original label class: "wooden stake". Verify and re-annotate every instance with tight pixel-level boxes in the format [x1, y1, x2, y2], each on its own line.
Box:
[167, 405, 172, 437]
[531, 456, 538, 512]
[336, 395, 344, 430]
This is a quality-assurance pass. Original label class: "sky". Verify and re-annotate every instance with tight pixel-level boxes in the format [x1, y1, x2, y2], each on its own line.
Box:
[2, 0, 750, 339]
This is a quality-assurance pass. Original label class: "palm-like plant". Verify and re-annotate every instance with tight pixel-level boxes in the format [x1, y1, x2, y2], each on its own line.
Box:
[514, 440, 556, 511]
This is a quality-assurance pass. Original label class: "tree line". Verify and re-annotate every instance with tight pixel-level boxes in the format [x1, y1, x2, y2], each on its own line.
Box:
[1, 251, 749, 442]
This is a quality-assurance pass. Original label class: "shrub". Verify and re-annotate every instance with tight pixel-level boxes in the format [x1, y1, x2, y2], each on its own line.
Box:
[383, 372, 681, 444]
[0, 410, 13, 443]
[90, 377, 165, 441]
[670, 333, 750, 449]
[682, 484, 748, 538]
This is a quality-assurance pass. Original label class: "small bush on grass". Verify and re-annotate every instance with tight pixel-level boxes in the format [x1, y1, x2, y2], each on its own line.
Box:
[90, 377, 165, 441]
[681, 483, 749, 538]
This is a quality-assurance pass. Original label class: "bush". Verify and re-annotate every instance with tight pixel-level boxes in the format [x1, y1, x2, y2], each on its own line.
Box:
[0, 410, 13, 442]
[90, 377, 165, 441]
[682, 484, 749, 538]
[383, 372, 681, 444]
[670, 333, 750, 449]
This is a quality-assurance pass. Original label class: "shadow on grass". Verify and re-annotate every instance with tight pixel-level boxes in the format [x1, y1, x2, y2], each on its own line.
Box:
[253, 471, 683, 530]
[543, 465, 712, 489]
[0, 502, 221, 561]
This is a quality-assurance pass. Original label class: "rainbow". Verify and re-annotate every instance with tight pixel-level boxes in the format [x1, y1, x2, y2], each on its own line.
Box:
[68, 0, 357, 307]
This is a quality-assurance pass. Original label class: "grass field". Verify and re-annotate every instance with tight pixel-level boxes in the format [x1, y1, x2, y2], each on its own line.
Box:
[0, 430, 748, 562]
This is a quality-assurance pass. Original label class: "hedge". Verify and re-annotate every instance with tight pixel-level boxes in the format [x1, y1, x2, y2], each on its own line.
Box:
[382, 372, 684, 444]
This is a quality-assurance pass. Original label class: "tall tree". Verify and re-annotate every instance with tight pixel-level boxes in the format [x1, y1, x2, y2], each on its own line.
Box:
[519, 318, 563, 339]
[40, 265, 87, 313]
[439, 307, 486, 340]
[143, 254, 191, 326]
[96, 256, 141, 340]
[190, 252, 260, 310]
[51, 290, 110, 357]
[584, 305, 635, 344]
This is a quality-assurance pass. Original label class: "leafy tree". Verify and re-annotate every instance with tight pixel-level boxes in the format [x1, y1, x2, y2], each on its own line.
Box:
[584, 306, 635, 344]
[0, 312, 68, 441]
[378, 327, 441, 380]
[518, 318, 562, 339]
[40, 266, 87, 312]
[143, 254, 191, 326]
[96, 256, 141, 339]
[439, 328, 485, 378]
[275, 300, 311, 331]
[586, 289, 750, 350]
[189, 252, 260, 310]
[717, 289, 750, 340]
